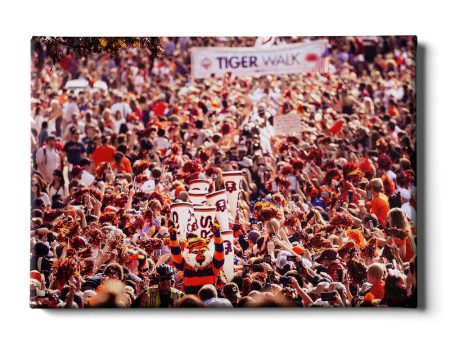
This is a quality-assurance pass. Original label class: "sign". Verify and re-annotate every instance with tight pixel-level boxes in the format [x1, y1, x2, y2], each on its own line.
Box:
[221, 171, 243, 222]
[221, 230, 235, 282]
[273, 112, 303, 135]
[191, 40, 328, 79]
[170, 202, 195, 240]
[206, 190, 230, 232]
[192, 205, 217, 239]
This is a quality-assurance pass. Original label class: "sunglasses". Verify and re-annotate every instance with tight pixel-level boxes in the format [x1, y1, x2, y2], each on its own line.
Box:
[158, 277, 172, 282]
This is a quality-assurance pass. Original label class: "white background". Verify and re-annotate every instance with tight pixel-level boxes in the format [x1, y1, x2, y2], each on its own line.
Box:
[0, 1, 448, 337]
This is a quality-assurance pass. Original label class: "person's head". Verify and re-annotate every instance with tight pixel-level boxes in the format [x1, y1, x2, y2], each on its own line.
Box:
[46, 135, 56, 147]
[195, 120, 204, 129]
[223, 282, 241, 304]
[101, 135, 109, 146]
[71, 112, 79, 123]
[33, 197, 46, 210]
[151, 167, 162, 180]
[369, 178, 384, 194]
[367, 263, 386, 284]
[316, 249, 338, 268]
[247, 230, 261, 246]
[237, 296, 256, 308]
[70, 128, 80, 141]
[114, 151, 124, 164]
[383, 270, 407, 306]
[50, 99, 59, 110]
[71, 165, 83, 179]
[116, 143, 127, 154]
[177, 191, 189, 202]
[125, 250, 141, 272]
[198, 284, 218, 302]
[79, 159, 92, 172]
[31, 180, 42, 196]
[52, 169, 64, 185]
[103, 263, 124, 282]
[176, 295, 204, 308]
[155, 264, 175, 294]
[33, 242, 50, 257]
[182, 237, 214, 270]
[387, 121, 396, 133]
[388, 208, 408, 230]
[157, 129, 166, 138]
[148, 199, 162, 215]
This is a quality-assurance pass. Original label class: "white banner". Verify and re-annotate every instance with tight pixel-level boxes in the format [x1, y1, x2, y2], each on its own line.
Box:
[170, 202, 194, 240]
[222, 171, 243, 222]
[192, 205, 216, 239]
[221, 230, 235, 282]
[205, 189, 230, 232]
[191, 41, 328, 79]
[273, 112, 303, 135]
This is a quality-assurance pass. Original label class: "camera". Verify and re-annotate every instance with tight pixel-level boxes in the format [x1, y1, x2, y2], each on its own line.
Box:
[279, 276, 292, 286]
[267, 270, 276, 284]
[286, 255, 297, 262]
[348, 191, 354, 203]
[242, 264, 250, 277]
[321, 192, 331, 199]
[321, 291, 336, 302]
[251, 264, 264, 273]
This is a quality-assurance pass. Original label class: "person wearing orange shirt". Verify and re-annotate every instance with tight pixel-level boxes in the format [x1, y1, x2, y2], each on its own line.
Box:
[367, 263, 386, 300]
[91, 135, 116, 167]
[369, 178, 390, 227]
[111, 151, 132, 174]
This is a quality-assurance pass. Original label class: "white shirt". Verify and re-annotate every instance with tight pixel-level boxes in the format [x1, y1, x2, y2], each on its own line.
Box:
[80, 170, 95, 186]
[401, 202, 416, 225]
[35, 146, 60, 183]
[113, 119, 126, 133]
[48, 184, 68, 200]
[203, 297, 233, 308]
[386, 170, 397, 183]
[111, 102, 132, 118]
[155, 137, 170, 151]
[63, 101, 80, 122]
[141, 179, 156, 193]
[34, 115, 45, 134]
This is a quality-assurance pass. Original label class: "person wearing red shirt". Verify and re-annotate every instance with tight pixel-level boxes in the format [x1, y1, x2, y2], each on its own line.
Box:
[152, 95, 168, 117]
[91, 135, 116, 167]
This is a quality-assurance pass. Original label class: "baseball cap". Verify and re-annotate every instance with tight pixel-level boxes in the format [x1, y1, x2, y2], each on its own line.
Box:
[71, 165, 83, 177]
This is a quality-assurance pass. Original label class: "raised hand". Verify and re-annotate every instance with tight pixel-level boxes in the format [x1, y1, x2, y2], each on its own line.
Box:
[210, 223, 221, 236]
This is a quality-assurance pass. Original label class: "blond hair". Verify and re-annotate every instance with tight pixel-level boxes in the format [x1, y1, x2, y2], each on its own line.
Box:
[369, 178, 384, 193]
[367, 263, 386, 281]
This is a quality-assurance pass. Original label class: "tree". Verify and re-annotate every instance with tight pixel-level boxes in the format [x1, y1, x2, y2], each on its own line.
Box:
[31, 37, 164, 66]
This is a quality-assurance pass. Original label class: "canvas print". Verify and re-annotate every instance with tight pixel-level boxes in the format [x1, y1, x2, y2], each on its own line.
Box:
[30, 36, 417, 308]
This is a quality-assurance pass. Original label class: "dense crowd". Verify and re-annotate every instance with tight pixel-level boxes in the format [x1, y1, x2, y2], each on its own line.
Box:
[30, 36, 417, 308]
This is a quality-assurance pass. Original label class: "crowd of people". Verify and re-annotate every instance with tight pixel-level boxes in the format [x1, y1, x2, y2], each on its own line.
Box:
[30, 36, 417, 308]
